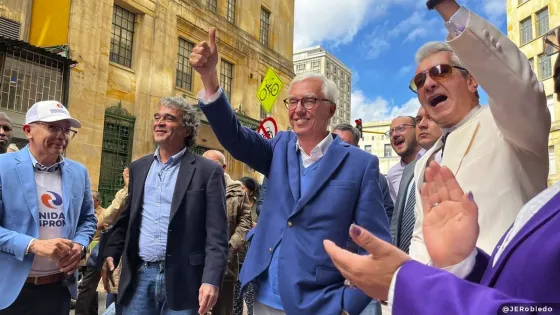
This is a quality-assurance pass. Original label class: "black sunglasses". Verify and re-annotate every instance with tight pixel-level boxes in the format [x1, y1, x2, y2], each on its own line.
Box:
[409, 64, 467, 93]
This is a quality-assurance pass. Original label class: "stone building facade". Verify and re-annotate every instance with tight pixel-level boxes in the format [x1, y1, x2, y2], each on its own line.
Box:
[0, 0, 295, 204]
[507, 0, 559, 185]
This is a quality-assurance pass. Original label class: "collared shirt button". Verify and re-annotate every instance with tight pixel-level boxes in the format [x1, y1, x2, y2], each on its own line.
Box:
[269, 248, 273, 254]
[287, 221, 293, 227]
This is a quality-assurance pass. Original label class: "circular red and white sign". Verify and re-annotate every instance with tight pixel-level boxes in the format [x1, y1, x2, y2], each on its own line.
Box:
[258, 117, 278, 139]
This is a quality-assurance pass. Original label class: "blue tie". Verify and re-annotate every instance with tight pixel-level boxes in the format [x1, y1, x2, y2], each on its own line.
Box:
[398, 180, 416, 253]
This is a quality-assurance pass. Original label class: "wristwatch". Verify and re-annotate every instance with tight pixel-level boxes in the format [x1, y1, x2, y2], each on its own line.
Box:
[426, 0, 445, 10]
[79, 244, 86, 256]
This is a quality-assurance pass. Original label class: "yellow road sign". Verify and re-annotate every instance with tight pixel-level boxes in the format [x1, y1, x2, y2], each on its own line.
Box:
[257, 68, 284, 113]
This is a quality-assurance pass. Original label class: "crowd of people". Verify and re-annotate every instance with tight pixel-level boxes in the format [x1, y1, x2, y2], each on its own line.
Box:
[0, 0, 559, 314]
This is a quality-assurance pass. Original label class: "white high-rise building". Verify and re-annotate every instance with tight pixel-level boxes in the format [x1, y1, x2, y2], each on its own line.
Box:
[293, 46, 351, 129]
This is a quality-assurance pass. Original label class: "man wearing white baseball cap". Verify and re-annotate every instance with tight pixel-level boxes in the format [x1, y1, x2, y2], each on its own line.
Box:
[0, 100, 97, 315]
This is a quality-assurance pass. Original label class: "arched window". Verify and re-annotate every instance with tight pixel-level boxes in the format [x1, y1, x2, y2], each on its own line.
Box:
[98, 103, 135, 207]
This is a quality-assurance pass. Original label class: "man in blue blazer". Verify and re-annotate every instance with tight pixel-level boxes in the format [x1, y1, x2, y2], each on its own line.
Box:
[190, 29, 391, 315]
[0, 101, 97, 314]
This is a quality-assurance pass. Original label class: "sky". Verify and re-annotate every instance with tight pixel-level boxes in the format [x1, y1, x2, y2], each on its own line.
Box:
[293, 0, 508, 122]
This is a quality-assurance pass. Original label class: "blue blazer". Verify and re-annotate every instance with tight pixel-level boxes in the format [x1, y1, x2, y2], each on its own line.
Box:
[200, 92, 391, 315]
[0, 146, 97, 309]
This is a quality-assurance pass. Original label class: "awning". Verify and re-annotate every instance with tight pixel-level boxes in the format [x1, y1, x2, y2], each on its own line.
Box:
[0, 35, 77, 65]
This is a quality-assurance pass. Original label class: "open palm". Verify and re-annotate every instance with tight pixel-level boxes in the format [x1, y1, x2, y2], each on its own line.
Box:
[421, 161, 479, 268]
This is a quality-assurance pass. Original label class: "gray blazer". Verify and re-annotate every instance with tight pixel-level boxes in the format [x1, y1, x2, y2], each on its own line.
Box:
[390, 160, 417, 248]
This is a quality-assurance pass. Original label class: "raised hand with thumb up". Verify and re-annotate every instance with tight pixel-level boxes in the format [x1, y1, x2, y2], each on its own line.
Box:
[190, 27, 220, 97]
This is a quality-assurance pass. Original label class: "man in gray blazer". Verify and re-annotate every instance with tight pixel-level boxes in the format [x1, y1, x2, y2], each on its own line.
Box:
[390, 107, 440, 253]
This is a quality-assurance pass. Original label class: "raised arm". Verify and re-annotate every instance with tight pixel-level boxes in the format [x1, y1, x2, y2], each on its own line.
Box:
[439, 0, 549, 154]
[190, 27, 275, 175]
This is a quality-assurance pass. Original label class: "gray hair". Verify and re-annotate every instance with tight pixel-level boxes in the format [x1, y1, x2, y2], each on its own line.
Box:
[415, 42, 466, 69]
[92, 191, 102, 203]
[333, 123, 360, 146]
[415, 42, 479, 99]
[0, 112, 13, 125]
[159, 97, 200, 148]
[288, 72, 339, 105]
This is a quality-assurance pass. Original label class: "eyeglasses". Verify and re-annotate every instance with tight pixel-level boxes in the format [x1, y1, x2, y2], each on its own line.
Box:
[385, 124, 415, 137]
[283, 97, 332, 110]
[33, 122, 77, 139]
[409, 64, 467, 93]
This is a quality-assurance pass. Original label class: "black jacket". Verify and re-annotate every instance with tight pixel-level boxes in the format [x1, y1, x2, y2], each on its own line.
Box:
[103, 150, 228, 310]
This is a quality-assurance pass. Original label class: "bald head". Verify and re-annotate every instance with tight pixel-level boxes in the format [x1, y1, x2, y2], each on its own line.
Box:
[203, 150, 226, 170]
[0, 112, 13, 154]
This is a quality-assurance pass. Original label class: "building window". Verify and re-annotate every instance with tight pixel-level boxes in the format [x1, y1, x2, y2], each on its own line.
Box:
[365, 145, 371, 153]
[260, 7, 270, 47]
[371, 136, 375, 140]
[220, 59, 234, 100]
[0, 43, 69, 114]
[384, 144, 392, 157]
[548, 94, 555, 122]
[176, 38, 194, 91]
[536, 8, 549, 37]
[311, 59, 320, 72]
[296, 63, 305, 73]
[549, 146, 556, 176]
[99, 104, 135, 208]
[226, 0, 236, 23]
[539, 53, 552, 79]
[520, 17, 532, 45]
[0, 17, 21, 40]
[110, 5, 135, 68]
[207, 0, 217, 13]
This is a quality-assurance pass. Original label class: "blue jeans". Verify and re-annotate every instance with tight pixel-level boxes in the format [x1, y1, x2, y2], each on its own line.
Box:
[359, 300, 382, 315]
[122, 261, 195, 315]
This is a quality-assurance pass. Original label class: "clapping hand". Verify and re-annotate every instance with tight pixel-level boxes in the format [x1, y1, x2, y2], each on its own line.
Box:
[324, 225, 409, 301]
[421, 161, 479, 268]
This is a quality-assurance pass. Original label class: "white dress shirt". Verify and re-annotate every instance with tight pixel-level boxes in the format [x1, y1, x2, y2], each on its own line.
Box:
[296, 133, 334, 168]
[431, 105, 482, 164]
[387, 149, 426, 201]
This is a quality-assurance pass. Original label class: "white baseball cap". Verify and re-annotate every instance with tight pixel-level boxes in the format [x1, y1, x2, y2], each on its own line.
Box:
[25, 100, 81, 128]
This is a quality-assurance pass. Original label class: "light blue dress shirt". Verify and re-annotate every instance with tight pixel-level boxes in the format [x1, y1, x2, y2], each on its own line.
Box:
[138, 147, 186, 262]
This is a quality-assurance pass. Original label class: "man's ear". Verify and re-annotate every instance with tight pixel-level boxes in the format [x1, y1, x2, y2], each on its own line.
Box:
[22, 124, 32, 140]
[328, 103, 336, 118]
[467, 74, 478, 94]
